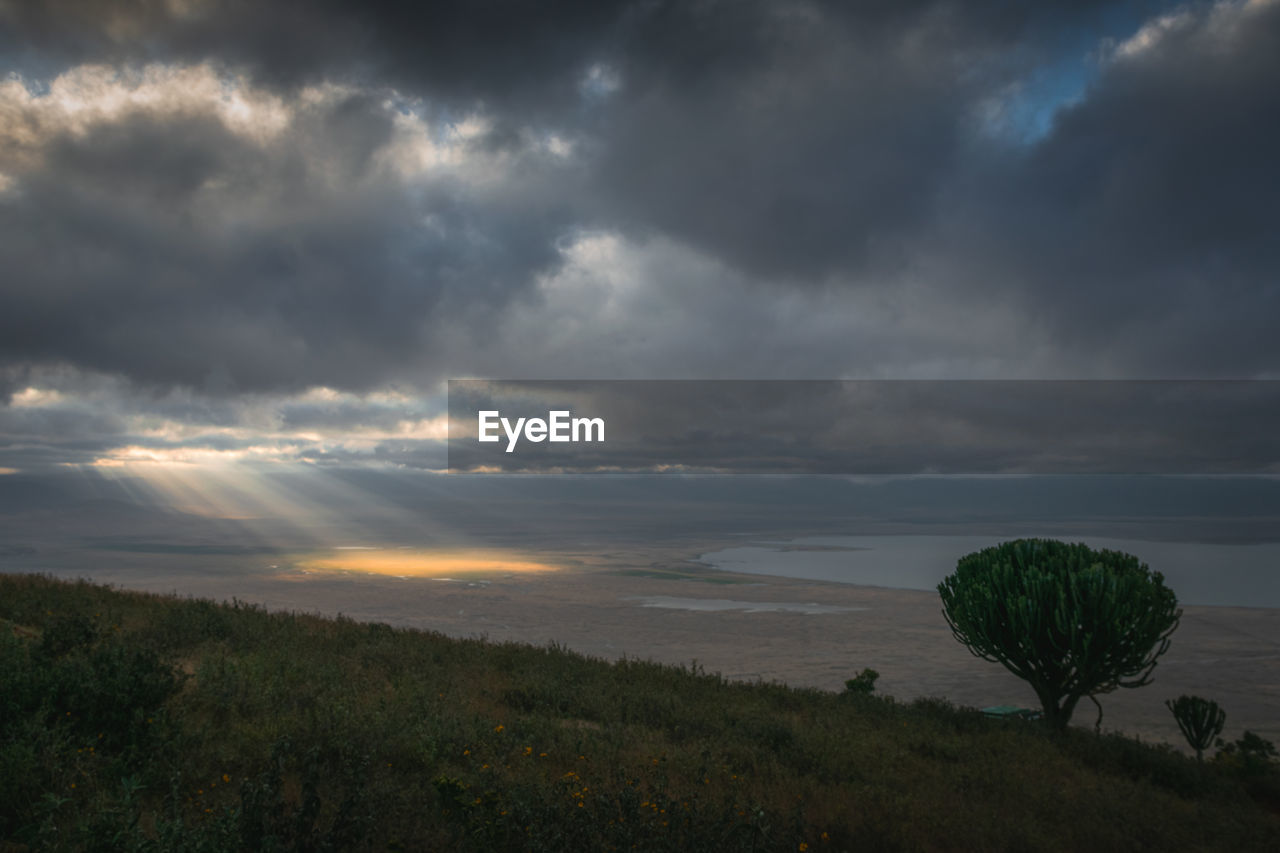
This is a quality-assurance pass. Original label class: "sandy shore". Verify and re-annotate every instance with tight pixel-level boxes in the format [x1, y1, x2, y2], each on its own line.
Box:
[38, 563, 1278, 751]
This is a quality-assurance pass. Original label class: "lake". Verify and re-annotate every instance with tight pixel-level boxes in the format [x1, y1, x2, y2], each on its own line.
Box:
[698, 535, 1280, 608]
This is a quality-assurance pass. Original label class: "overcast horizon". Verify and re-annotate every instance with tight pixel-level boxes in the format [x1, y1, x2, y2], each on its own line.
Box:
[2, 1, 1280, 564]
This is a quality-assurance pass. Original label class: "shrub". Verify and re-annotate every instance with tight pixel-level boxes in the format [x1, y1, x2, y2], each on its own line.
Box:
[843, 668, 879, 695]
[1215, 731, 1279, 777]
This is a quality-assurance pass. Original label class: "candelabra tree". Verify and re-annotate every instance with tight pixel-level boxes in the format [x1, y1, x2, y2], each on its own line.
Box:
[1166, 695, 1226, 761]
[939, 539, 1181, 731]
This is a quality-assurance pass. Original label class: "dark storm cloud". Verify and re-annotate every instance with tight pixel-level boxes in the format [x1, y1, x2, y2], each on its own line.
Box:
[1, 0, 1278, 418]
[1, 1, 1118, 93]
[0, 0, 621, 103]
[0, 73, 576, 393]
[581, 0, 1099, 280]
[447, 379, 1280, 474]
[4, 0, 1132, 280]
[939, 0, 1280, 374]
[278, 395, 435, 433]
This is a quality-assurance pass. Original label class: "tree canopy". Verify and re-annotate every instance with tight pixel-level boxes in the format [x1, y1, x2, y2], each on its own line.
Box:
[938, 538, 1181, 730]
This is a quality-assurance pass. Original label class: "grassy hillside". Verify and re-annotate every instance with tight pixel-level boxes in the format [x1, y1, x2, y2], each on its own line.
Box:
[1, 573, 1277, 852]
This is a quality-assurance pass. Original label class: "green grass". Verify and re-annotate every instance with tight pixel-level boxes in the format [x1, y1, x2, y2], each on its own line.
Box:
[1, 573, 1277, 851]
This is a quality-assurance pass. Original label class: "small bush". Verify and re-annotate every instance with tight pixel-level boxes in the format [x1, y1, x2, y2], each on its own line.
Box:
[843, 668, 879, 695]
[1215, 731, 1279, 777]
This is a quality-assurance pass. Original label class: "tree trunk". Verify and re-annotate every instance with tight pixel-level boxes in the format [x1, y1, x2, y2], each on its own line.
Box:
[1035, 687, 1081, 731]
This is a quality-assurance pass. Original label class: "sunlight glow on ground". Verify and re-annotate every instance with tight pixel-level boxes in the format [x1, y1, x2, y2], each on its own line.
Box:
[297, 548, 559, 578]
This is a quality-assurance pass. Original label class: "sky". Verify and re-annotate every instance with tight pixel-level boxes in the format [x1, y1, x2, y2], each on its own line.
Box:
[0, 0, 1278, 512]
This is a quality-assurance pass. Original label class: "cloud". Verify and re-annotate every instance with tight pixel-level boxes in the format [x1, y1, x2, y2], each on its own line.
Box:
[0, 0, 1278, 475]
[0, 368, 448, 474]
[936, 0, 1280, 375]
[0, 62, 579, 393]
[446, 379, 1280, 474]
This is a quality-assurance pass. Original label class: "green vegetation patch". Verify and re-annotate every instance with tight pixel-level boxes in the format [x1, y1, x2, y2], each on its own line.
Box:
[1, 573, 1277, 852]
